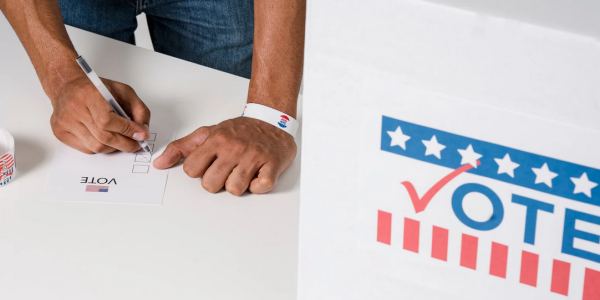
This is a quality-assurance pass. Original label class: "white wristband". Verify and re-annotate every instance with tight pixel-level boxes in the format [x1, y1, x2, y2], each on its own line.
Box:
[242, 103, 299, 138]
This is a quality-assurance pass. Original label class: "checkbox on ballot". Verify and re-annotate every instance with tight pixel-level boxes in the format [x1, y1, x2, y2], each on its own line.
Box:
[132, 165, 150, 174]
[135, 153, 152, 163]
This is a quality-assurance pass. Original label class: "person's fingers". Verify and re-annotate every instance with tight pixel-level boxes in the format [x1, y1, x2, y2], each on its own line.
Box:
[55, 131, 94, 154]
[97, 130, 141, 153]
[85, 80, 148, 141]
[70, 122, 116, 154]
[77, 107, 142, 153]
[84, 89, 148, 141]
[249, 162, 283, 194]
[91, 111, 149, 142]
[154, 126, 214, 169]
[225, 162, 261, 196]
[181, 143, 217, 178]
[108, 81, 151, 128]
[200, 158, 237, 193]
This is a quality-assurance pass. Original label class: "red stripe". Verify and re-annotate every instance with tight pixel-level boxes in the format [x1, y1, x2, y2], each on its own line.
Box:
[460, 234, 478, 270]
[431, 226, 448, 261]
[489, 242, 508, 278]
[403, 218, 420, 253]
[550, 259, 570, 296]
[377, 210, 392, 245]
[519, 251, 539, 287]
[0, 154, 9, 159]
[583, 268, 600, 300]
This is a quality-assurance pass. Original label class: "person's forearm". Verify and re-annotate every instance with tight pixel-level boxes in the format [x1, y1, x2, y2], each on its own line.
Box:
[248, 0, 306, 119]
[0, 0, 81, 103]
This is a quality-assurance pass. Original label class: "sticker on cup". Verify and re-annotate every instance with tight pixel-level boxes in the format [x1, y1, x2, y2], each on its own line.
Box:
[0, 127, 15, 187]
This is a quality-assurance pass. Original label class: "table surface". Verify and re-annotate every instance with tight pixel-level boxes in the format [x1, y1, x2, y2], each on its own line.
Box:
[0, 16, 300, 300]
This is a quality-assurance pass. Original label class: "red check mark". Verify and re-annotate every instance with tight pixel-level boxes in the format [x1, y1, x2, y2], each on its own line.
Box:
[402, 160, 480, 213]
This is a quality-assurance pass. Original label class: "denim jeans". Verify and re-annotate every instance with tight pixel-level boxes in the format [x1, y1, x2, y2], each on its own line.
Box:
[58, 0, 254, 78]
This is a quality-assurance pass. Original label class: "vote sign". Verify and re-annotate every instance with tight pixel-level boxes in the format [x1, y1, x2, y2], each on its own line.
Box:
[358, 109, 600, 300]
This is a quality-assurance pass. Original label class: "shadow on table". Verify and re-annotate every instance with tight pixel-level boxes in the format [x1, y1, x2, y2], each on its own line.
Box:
[14, 136, 46, 176]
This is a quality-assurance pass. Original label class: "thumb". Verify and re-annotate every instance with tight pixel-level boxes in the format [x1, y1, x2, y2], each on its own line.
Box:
[153, 126, 213, 169]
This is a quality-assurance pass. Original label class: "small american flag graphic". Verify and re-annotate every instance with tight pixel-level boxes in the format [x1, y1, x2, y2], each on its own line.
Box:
[0, 153, 15, 186]
[85, 185, 109, 192]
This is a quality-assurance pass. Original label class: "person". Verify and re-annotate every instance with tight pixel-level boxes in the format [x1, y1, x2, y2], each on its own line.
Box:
[0, 0, 305, 195]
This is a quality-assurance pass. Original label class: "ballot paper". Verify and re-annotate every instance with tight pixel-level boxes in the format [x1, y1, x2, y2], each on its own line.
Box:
[43, 117, 177, 205]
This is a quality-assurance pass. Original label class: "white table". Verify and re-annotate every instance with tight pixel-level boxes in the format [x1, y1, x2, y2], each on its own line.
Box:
[0, 16, 300, 300]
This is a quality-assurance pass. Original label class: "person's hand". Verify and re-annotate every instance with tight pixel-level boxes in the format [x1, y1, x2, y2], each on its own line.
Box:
[153, 117, 297, 195]
[50, 76, 151, 154]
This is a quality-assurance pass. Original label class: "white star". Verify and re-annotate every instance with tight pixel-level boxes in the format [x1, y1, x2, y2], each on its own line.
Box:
[532, 163, 558, 188]
[422, 135, 446, 159]
[494, 154, 520, 178]
[387, 126, 411, 150]
[457, 144, 482, 168]
[571, 172, 597, 198]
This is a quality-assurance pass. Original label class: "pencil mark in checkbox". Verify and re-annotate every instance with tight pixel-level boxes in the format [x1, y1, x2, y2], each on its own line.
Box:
[132, 165, 150, 174]
[136, 143, 155, 153]
[135, 153, 152, 163]
[147, 133, 157, 141]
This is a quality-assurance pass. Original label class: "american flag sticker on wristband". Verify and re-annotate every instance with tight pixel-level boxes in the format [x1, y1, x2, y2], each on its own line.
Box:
[241, 103, 299, 138]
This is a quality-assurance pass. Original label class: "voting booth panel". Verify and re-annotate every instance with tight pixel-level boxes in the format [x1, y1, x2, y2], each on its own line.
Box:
[299, 0, 600, 299]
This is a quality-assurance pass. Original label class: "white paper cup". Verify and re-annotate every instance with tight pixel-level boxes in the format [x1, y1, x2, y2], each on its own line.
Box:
[0, 128, 15, 187]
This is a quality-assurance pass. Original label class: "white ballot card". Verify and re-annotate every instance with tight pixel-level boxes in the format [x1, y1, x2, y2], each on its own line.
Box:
[43, 117, 177, 205]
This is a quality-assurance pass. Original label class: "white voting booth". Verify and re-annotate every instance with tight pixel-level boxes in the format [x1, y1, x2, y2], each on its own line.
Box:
[299, 0, 600, 299]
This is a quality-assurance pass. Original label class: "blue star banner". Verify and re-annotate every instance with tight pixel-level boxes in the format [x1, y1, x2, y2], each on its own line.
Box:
[381, 116, 600, 207]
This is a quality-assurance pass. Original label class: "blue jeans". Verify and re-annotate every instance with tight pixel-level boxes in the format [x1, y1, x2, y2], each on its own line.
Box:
[58, 0, 254, 78]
